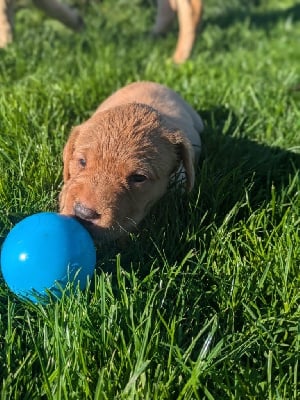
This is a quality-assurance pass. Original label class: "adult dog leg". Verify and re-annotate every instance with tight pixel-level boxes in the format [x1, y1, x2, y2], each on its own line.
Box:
[152, 0, 175, 35]
[0, 0, 14, 48]
[173, 0, 203, 63]
[32, 0, 83, 31]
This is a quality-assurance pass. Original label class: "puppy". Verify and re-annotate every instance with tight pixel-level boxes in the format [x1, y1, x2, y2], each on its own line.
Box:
[0, 0, 83, 48]
[59, 81, 203, 243]
[153, 0, 203, 63]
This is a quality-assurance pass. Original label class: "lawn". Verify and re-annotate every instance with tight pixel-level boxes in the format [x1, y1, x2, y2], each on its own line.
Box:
[0, 0, 300, 398]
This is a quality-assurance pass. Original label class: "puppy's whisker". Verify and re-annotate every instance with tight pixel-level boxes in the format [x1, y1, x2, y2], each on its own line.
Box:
[116, 222, 131, 234]
[124, 217, 138, 228]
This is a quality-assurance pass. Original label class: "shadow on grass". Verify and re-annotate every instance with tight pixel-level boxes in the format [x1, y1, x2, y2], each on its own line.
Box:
[207, 3, 300, 31]
[200, 105, 300, 215]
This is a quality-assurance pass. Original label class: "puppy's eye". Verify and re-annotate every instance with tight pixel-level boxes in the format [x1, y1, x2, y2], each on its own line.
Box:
[78, 158, 86, 168]
[128, 174, 148, 184]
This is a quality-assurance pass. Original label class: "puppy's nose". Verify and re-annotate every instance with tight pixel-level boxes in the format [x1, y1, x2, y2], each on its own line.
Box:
[74, 202, 100, 221]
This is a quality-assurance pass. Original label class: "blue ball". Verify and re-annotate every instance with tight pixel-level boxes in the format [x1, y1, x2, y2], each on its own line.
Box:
[0, 212, 96, 302]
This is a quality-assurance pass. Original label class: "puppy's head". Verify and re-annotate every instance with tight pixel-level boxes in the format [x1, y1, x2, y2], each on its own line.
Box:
[59, 103, 195, 242]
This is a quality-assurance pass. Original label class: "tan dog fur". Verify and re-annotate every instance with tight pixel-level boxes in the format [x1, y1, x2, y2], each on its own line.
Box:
[0, 0, 203, 63]
[153, 0, 203, 63]
[59, 81, 203, 242]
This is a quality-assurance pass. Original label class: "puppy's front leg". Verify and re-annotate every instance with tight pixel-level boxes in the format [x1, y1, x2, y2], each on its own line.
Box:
[0, 0, 14, 48]
[173, 0, 203, 64]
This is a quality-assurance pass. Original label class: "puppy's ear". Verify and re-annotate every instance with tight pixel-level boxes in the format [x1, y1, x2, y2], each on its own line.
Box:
[62, 127, 80, 182]
[165, 130, 196, 191]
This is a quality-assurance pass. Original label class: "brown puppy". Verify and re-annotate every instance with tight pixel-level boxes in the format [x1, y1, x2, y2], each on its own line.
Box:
[153, 0, 203, 63]
[59, 81, 203, 242]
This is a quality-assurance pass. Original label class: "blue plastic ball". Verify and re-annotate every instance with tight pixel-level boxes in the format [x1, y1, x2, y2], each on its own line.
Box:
[0, 212, 96, 302]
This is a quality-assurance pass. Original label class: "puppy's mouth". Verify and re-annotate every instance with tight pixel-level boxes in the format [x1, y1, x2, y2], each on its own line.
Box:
[75, 217, 97, 230]
[70, 202, 103, 239]
[75, 216, 115, 243]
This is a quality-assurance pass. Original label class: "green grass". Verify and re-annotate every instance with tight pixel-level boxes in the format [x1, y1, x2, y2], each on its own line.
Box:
[0, 0, 300, 398]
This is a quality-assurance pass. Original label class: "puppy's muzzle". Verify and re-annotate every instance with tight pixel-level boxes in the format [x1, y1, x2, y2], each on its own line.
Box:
[74, 202, 100, 221]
